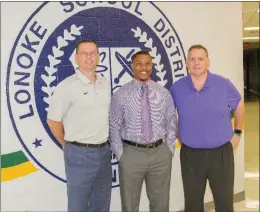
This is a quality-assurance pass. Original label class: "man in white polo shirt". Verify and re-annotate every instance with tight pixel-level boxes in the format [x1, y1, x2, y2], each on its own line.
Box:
[47, 39, 112, 212]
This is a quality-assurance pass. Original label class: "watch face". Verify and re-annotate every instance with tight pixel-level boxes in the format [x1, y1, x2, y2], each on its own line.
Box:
[234, 129, 242, 134]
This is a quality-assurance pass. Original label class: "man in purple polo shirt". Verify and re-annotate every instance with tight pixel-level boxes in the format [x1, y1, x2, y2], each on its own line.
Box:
[170, 44, 244, 212]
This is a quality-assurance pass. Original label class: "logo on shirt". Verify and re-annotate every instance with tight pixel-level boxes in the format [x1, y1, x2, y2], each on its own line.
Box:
[6, 2, 187, 184]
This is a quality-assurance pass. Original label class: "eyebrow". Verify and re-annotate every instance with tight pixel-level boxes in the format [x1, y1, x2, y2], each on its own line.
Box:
[136, 60, 152, 63]
[189, 56, 205, 59]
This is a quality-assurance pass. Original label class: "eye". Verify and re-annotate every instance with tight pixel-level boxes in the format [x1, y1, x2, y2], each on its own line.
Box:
[90, 52, 97, 56]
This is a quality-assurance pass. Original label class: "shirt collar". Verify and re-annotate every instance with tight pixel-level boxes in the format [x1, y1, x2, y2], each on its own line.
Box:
[133, 78, 152, 89]
[188, 70, 212, 89]
[76, 69, 102, 85]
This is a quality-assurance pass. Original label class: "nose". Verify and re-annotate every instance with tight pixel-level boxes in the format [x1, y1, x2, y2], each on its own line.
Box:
[86, 53, 92, 59]
[194, 59, 200, 65]
[141, 64, 149, 70]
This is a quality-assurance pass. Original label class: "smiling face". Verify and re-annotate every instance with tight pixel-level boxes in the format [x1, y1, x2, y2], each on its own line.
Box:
[74, 42, 99, 71]
[132, 53, 153, 82]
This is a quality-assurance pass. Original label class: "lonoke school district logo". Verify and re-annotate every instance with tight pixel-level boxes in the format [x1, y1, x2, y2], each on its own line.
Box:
[6, 2, 187, 185]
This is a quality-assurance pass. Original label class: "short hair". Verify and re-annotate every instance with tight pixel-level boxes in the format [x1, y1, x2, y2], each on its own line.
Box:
[131, 50, 152, 62]
[75, 39, 99, 54]
[188, 44, 208, 58]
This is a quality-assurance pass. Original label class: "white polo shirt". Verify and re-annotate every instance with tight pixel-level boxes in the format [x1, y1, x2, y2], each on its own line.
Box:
[47, 70, 111, 144]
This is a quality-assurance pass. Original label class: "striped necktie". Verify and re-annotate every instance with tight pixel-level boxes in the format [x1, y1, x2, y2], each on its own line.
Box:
[141, 84, 153, 144]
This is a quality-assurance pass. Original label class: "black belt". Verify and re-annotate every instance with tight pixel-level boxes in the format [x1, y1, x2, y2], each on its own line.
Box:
[123, 139, 163, 149]
[70, 141, 106, 148]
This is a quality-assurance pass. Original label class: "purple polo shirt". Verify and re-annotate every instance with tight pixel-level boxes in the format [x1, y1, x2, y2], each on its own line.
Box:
[170, 71, 241, 148]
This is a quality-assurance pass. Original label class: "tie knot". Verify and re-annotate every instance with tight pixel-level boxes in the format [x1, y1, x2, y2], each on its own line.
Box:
[141, 84, 148, 90]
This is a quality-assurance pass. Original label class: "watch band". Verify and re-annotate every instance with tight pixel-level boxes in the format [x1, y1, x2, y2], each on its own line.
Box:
[234, 129, 242, 136]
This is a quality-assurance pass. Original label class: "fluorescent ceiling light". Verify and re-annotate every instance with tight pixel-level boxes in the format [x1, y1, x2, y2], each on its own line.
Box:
[243, 37, 259, 40]
[244, 27, 259, 30]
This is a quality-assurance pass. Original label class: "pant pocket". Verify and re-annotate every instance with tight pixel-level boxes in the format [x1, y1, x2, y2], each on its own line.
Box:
[228, 141, 234, 153]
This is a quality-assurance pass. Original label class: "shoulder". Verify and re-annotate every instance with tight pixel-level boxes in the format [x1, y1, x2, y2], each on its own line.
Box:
[209, 72, 233, 87]
[112, 81, 133, 99]
[50, 74, 79, 101]
[149, 80, 171, 97]
[48, 75, 78, 104]
[173, 75, 189, 87]
[210, 72, 229, 82]
[98, 75, 110, 86]
[55, 74, 79, 90]
[170, 75, 189, 93]
[115, 81, 133, 94]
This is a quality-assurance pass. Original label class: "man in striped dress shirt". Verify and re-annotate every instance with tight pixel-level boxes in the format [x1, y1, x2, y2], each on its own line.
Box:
[109, 51, 177, 212]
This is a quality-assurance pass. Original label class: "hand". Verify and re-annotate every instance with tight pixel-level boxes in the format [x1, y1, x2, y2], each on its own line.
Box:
[230, 134, 241, 151]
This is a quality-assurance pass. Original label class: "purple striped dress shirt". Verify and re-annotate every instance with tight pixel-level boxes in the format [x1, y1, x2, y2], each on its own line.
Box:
[109, 79, 177, 160]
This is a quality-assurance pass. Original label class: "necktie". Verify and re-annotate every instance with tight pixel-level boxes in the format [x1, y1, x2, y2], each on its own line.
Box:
[141, 84, 153, 144]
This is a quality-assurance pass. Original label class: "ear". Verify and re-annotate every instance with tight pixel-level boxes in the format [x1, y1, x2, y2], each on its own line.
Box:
[96, 54, 100, 64]
[74, 53, 79, 66]
[185, 59, 190, 73]
[185, 58, 189, 68]
[131, 63, 134, 72]
[207, 58, 210, 68]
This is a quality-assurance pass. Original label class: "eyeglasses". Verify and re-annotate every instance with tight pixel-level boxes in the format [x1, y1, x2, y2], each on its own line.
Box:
[78, 51, 98, 57]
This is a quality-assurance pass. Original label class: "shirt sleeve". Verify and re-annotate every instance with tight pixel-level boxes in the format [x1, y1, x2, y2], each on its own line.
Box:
[170, 84, 178, 110]
[109, 90, 124, 160]
[226, 79, 242, 111]
[164, 91, 177, 155]
[47, 83, 72, 122]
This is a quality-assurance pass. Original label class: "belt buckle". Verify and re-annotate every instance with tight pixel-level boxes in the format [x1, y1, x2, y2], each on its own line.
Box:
[147, 143, 154, 149]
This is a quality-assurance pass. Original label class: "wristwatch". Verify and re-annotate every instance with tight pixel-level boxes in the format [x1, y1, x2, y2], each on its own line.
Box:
[234, 129, 242, 136]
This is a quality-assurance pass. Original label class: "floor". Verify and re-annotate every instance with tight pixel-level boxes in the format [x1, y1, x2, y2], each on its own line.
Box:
[212, 95, 259, 211]
[236, 96, 259, 211]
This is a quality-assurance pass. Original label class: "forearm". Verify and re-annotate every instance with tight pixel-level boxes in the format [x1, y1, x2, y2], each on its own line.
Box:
[165, 97, 177, 154]
[47, 119, 65, 146]
[231, 100, 244, 149]
[109, 133, 123, 160]
[109, 95, 124, 160]
[165, 115, 177, 154]
[109, 119, 123, 160]
[234, 100, 244, 130]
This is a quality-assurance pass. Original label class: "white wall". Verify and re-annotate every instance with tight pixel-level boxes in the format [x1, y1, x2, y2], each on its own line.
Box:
[1, 2, 243, 211]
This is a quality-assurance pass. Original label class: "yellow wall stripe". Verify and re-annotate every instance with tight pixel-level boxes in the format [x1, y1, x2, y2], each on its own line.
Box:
[1, 161, 38, 182]
[175, 140, 181, 148]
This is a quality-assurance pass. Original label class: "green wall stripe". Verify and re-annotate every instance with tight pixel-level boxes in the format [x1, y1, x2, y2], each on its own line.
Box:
[1, 150, 29, 168]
